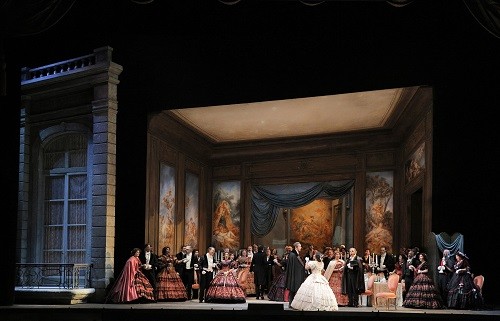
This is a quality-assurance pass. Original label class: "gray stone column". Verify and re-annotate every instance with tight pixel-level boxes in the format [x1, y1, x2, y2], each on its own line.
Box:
[90, 46, 122, 301]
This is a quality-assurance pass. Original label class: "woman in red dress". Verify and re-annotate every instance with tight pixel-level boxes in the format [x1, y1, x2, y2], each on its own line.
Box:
[106, 248, 155, 303]
[236, 248, 255, 296]
[205, 252, 246, 303]
[324, 250, 349, 306]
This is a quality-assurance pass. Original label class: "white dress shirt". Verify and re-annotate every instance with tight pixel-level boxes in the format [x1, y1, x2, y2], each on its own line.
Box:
[206, 254, 214, 272]
[380, 254, 386, 269]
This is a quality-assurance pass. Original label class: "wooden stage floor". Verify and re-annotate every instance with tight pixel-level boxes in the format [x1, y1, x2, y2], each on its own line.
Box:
[2, 297, 499, 321]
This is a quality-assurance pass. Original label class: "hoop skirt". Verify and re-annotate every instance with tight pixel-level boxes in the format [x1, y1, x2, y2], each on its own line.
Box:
[205, 260, 246, 303]
[107, 256, 155, 303]
[447, 270, 483, 309]
[290, 261, 338, 311]
[236, 257, 255, 296]
[403, 263, 443, 309]
[267, 268, 286, 301]
[156, 265, 188, 301]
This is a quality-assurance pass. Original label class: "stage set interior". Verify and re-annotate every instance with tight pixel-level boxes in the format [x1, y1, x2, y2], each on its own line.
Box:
[1, 1, 500, 320]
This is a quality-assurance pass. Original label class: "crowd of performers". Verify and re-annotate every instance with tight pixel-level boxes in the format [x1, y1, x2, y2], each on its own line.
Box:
[105, 242, 483, 311]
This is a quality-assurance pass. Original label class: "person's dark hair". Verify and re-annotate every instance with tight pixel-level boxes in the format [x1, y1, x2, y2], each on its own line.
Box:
[258, 245, 264, 252]
[162, 246, 170, 255]
[419, 252, 428, 261]
[131, 248, 141, 256]
[315, 253, 322, 262]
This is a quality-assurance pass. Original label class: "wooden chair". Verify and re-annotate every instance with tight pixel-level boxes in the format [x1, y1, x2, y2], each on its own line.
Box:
[374, 273, 400, 310]
[359, 274, 376, 306]
[473, 275, 484, 294]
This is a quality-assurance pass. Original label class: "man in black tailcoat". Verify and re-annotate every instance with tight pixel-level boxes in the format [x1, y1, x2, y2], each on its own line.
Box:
[436, 249, 455, 306]
[175, 245, 187, 275]
[140, 243, 159, 291]
[181, 245, 196, 300]
[402, 248, 419, 299]
[251, 244, 267, 299]
[198, 246, 216, 303]
[285, 241, 306, 303]
[342, 247, 365, 307]
[376, 246, 396, 279]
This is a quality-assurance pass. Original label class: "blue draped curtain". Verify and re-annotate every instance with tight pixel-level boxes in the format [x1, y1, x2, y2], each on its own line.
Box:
[251, 180, 354, 237]
[434, 232, 464, 255]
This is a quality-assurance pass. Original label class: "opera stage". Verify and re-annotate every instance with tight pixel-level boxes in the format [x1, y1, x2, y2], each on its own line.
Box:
[2, 297, 499, 321]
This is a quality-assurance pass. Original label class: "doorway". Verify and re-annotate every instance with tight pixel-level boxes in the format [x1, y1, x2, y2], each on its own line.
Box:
[409, 188, 423, 248]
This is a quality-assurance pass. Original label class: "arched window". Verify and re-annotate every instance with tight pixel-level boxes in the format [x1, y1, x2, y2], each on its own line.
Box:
[38, 132, 91, 264]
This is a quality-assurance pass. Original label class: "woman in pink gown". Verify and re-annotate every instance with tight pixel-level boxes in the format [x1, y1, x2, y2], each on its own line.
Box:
[106, 248, 155, 303]
[205, 252, 246, 303]
[324, 250, 349, 306]
[236, 249, 255, 296]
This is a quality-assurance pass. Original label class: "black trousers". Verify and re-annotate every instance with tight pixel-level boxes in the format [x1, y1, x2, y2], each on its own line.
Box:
[182, 268, 195, 299]
[346, 271, 359, 307]
[198, 270, 214, 302]
[403, 275, 414, 300]
[255, 283, 264, 298]
[142, 269, 156, 290]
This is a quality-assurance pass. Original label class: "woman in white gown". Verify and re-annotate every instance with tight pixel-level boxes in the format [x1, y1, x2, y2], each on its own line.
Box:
[290, 253, 339, 311]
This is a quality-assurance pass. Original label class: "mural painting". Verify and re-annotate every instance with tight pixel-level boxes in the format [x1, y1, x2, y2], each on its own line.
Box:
[184, 172, 199, 249]
[365, 171, 394, 254]
[290, 198, 335, 252]
[212, 181, 241, 251]
[405, 143, 425, 183]
[159, 163, 175, 252]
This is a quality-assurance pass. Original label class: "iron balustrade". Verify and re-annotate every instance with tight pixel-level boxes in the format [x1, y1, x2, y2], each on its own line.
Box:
[15, 263, 93, 289]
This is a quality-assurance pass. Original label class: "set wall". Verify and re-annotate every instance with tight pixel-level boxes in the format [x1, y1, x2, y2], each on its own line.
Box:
[146, 87, 433, 255]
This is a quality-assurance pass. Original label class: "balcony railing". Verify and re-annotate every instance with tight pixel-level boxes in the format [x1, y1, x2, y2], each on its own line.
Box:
[21, 54, 96, 82]
[20, 46, 112, 83]
[16, 263, 93, 289]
